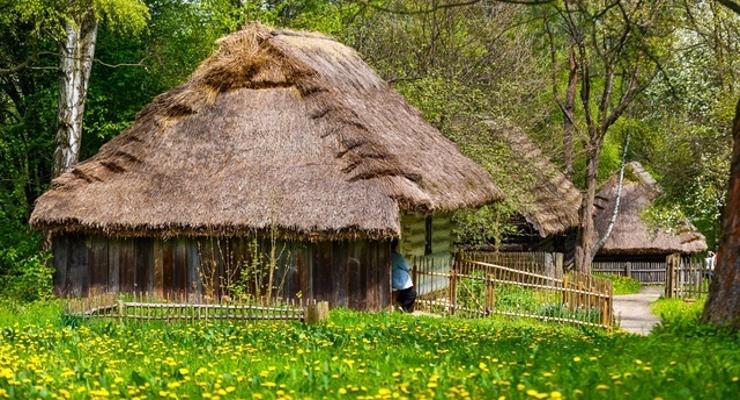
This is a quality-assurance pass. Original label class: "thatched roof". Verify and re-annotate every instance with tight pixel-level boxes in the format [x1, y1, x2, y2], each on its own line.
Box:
[593, 161, 707, 255]
[483, 120, 582, 237]
[30, 23, 502, 240]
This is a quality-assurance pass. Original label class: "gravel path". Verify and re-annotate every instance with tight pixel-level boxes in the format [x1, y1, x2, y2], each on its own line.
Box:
[613, 286, 663, 335]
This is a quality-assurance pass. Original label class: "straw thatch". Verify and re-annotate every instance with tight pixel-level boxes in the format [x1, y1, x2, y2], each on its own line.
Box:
[483, 120, 582, 237]
[593, 161, 707, 255]
[30, 23, 502, 240]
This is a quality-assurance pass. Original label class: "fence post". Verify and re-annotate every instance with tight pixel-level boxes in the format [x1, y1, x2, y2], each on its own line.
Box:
[554, 253, 564, 281]
[665, 253, 680, 298]
[544, 253, 555, 280]
[305, 301, 329, 324]
[485, 274, 494, 314]
[449, 258, 458, 315]
[624, 262, 632, 279]
[117, 299, 124, 323]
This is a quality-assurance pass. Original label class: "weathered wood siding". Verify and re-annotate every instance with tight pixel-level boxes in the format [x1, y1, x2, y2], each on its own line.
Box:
[52, 235, 391, 311]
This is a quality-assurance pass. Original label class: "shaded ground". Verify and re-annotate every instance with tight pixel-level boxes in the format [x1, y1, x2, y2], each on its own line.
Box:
[614, 286, 663, 335]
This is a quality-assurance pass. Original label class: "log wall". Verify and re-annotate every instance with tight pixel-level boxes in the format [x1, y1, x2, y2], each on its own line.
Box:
[52, 235, 391, 311]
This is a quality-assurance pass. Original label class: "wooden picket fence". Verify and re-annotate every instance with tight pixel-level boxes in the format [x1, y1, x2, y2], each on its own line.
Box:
[63, 293, 318, 323]
[463, 251, 549, 276]
[411, 255, 614, 328]
[665, 254, 711, 299]
[592, 260, 666, 284]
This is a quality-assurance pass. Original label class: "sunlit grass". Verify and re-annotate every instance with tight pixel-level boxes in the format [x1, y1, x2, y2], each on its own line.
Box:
[0, 301, 737, 399]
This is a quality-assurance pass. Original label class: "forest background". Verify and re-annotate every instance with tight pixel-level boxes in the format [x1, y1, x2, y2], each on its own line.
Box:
[0, 0, 737, 300]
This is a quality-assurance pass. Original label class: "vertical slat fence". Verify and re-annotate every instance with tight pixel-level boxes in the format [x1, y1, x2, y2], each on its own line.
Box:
[411, 254, 614, 328]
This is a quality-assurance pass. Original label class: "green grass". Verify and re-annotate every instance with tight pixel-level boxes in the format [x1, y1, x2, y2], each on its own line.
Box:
[0, 301, 738, 400]
[651, 297, 705, 322]
[593, 274, 642, 295]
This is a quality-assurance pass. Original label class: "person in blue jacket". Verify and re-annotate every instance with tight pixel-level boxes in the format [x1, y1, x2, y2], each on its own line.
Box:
[391, 240, 416, 312]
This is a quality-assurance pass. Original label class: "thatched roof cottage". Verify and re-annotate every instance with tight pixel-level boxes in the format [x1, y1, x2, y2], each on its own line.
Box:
[30, 24, 502, 309]
[593, 161, 707, 260]
[470, 120, 582, 252]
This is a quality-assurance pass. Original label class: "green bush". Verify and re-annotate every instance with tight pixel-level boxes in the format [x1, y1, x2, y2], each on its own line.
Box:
[593, 273, 642, 295]
[495, 284, 539, 312]
[0, 250, 53, 302]
[457, 270, 487, 310]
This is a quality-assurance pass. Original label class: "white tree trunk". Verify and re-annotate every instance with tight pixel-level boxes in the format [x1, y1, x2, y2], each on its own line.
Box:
[592, 131, 631, 255]
[52, 12, 98, 178]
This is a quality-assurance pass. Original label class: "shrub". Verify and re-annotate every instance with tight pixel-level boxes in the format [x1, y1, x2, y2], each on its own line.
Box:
[650, 297, 737, 338]
[593, 273, 641, 295]
[457, 270, 487, 310]
[495, 284, 539, 312]
[0, 250, 53, 302]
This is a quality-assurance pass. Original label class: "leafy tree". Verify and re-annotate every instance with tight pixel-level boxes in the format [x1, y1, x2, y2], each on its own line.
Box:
[2, 0, 150, 177]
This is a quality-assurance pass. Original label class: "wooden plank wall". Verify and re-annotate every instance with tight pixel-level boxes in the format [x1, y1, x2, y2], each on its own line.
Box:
[52, 235, 391, 310]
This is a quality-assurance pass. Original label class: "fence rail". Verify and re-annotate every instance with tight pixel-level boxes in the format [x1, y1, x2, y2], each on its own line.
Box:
[464, 251, 550, 276]
[412, 256, 614, 328]
[64, 293, 314, 323]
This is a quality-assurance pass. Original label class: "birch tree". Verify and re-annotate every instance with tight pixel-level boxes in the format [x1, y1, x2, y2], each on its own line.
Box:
[53, 0, 149, 177]
[2, 0, 149, 178]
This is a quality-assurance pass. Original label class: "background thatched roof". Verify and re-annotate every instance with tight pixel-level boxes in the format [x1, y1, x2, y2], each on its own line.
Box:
[30, 23, 502, 239]
[483, 120, 582, 237]
[593, 161, 707, 255]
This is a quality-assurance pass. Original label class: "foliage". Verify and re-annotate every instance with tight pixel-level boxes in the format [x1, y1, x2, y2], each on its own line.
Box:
[593, 273, 642, 295]
[651, 296, 736, 338]
[0, 305, 738, 399]
[0, 0, 349, 300]
[652, 297, 705, 325]
[494, 284, 540, 313]
[0, 0, 737, 284]
[0, 251, 53, 302]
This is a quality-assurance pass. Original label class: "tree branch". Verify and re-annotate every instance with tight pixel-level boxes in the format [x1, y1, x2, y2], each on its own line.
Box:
[361, 0, 555, 16]
[716, 0, 740, 15]
[93, 57, 148, 68]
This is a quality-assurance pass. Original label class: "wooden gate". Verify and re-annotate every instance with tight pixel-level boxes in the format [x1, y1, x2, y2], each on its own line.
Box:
[665, 254, 711, 299]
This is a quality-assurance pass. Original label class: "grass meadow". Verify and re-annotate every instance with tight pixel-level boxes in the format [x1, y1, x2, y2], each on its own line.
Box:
[0, 299, 738, 400]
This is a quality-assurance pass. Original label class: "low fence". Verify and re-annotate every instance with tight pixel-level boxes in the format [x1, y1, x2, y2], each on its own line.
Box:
[63, 293, 327, 323]
[592, 261, 666, 284]
[665, 254, 711, 299]
[411, 256, 614, 328]
[593, 254, 711, 298]
[463, 251, 551, 276]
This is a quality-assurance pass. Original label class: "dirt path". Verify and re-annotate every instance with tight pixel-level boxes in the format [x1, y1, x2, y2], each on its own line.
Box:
[613, 286, 662, 335]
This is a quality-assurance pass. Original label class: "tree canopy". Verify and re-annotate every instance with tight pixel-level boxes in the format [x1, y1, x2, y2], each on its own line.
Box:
[0, 0, 737, 296]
